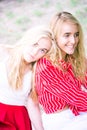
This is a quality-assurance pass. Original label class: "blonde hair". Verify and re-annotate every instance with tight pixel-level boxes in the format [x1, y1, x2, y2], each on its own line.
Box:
[0, 25, 57, 90]
[49, 11, 86, 80]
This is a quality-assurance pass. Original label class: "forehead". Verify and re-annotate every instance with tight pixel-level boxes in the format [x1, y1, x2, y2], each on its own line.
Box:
[60, 22, 79, 33]
[38, 37, 52, 49]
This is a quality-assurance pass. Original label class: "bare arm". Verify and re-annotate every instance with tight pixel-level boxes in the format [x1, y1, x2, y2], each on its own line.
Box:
[27, 97, 44, 130]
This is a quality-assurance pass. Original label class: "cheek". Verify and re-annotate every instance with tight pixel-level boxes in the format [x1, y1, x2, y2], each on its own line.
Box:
[24, 46, 33, 55]
[23, 47, 31, 57]
[39, 54, 44, 58]
[76, 39, 79, 44]
[75, 39, 79, 47]
[57, 38, 66, 48]
[37, 53, 45, 60]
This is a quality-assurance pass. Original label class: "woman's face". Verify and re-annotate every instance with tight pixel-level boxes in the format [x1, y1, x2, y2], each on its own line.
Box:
[57, 22, 79, 57]
[23, 37, 52, 63]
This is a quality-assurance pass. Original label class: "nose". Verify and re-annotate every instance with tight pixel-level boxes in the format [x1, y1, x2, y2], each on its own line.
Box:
[70, 36, 76, 44]
[32, 48, 38, 56]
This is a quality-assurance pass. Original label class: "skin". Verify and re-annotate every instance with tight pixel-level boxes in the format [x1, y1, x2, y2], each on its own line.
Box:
[57, 22, 79, 59]
[23, 37, 52, 63]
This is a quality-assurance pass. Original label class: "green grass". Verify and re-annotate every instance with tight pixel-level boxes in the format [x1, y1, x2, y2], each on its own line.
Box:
[42, 0, 50, 7]
[33, 10, 44, 17]
[56, 2, 63, 11]
[15, 16, 30, 25]
[70, 0, 80, 7]
[6, 11, 15, 19]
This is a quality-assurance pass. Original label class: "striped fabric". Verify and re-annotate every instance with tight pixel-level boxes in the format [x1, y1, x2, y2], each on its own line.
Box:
[35, 58, 87, 116]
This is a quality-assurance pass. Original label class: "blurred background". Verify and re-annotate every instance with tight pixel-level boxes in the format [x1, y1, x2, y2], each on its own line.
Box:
[0, 0, 87, 54]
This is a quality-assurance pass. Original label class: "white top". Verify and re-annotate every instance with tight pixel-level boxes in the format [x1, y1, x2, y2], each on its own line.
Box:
[0, 57, 32, 106]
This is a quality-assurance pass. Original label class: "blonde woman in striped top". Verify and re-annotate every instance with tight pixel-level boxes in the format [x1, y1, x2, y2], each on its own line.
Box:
[35, 12, 87, 130]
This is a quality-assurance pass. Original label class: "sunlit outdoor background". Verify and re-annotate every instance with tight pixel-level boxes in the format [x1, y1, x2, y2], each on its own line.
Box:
[0, 0, 87, 54]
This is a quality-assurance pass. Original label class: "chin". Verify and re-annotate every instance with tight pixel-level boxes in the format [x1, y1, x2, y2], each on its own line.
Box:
[69, 52, 74, 55]
[68, 50, 74, 54]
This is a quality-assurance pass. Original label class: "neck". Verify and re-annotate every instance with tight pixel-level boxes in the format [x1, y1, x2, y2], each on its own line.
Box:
[59, 50, 66, 60]
[21, 59, 32, 74]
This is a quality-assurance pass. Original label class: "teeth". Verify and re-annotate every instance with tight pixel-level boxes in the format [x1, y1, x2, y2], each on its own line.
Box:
[67, 46, 73, 48]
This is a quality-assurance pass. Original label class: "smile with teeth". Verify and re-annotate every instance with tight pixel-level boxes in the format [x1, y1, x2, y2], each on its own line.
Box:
[67, 45, 74, 49]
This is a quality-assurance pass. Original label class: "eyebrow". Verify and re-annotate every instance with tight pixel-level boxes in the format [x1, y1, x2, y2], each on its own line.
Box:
[64, 31, 79, 34]
[33, 43, 38, 45]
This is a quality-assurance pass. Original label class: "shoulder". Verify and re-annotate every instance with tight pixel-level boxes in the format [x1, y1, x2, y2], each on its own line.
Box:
[36, 57, 54, 73]
[37, 57, 52, 69]
[37, 57, 52, 66]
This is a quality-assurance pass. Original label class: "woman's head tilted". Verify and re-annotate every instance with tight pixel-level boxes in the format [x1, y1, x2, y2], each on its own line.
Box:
[14, 25, 56, 63]
[6, 25, 57, 89]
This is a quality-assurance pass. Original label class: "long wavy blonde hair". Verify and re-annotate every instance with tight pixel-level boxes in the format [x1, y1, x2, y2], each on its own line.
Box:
[49, 11, 87, 80]
[0, 25, 57, 90]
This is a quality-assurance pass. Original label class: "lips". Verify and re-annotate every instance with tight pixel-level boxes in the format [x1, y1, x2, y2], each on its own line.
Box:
[67, 45, 75, 51]
[29, 54, 35, 59]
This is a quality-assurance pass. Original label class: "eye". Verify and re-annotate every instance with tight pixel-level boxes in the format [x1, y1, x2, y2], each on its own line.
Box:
[39, 49, 48, 54]
[74, 32, 79, 38]
[64, 33, 70, 38]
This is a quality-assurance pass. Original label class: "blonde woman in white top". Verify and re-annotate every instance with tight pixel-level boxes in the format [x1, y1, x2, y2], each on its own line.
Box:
[0, 25, 56, 130]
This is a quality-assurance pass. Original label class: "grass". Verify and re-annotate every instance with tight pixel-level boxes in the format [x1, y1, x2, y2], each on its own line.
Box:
[6, 11, 15, 19]
[70, 0, 80, 7]
[33, 10, 44, 17]
[15, 16, 30, 25]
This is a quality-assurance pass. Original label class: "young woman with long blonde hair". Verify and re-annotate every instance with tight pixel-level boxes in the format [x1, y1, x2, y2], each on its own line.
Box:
[0, 25, 56, 130]
[35, 12, 87, 130]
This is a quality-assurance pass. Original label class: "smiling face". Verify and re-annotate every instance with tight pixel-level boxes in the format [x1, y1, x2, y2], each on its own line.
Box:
[56, 22, 79, 58]
[23, 37, 52, 63]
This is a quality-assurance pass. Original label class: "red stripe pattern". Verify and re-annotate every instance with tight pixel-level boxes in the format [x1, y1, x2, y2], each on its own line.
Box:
[35, 58, 87, 116]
